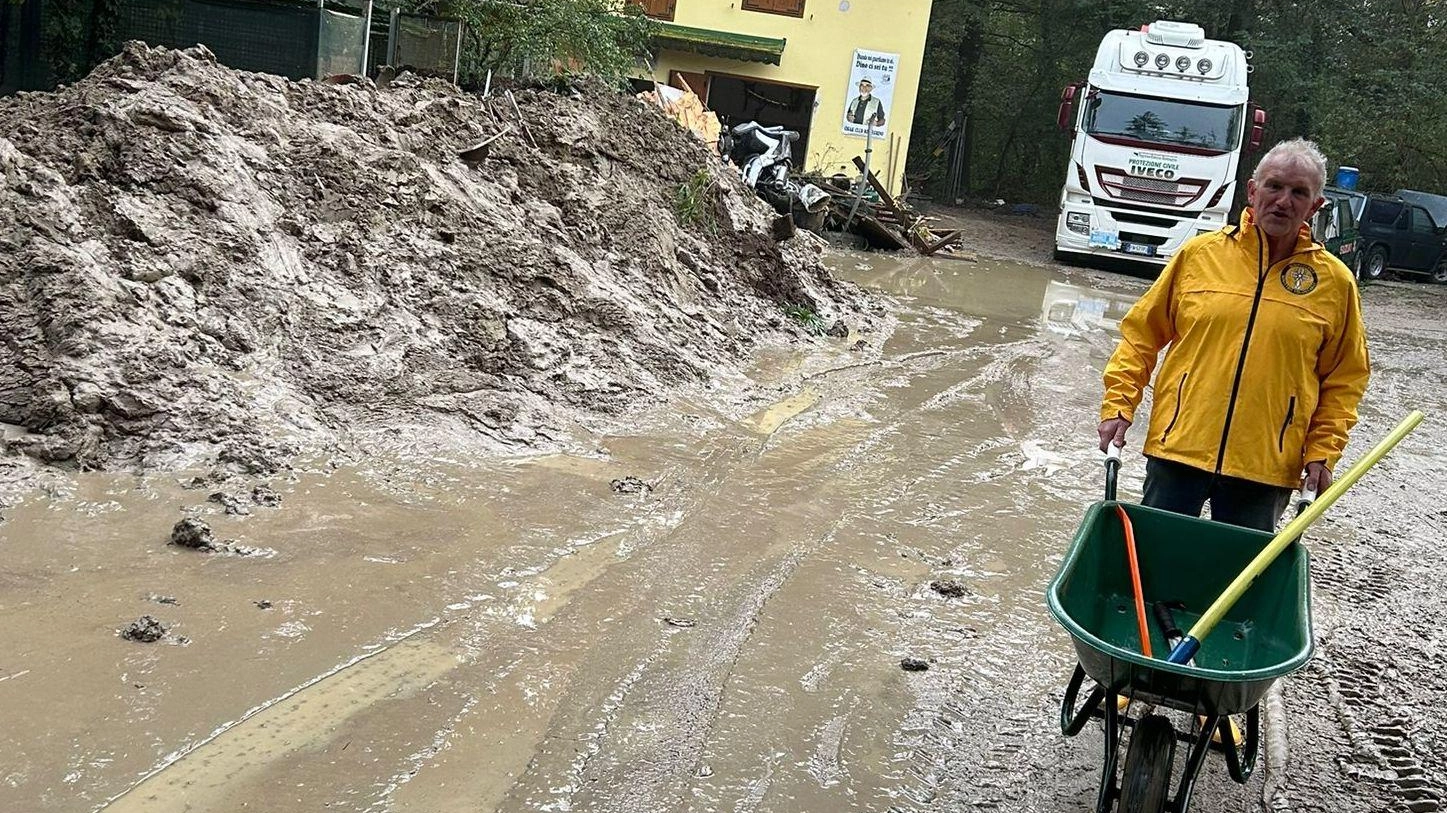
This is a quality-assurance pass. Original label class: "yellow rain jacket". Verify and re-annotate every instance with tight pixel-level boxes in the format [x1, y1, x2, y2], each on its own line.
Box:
[1101, 209, 1370, 488]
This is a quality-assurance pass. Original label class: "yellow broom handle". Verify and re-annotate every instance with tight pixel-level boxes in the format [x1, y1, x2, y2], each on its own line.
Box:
[1170, 411, 1424, 663]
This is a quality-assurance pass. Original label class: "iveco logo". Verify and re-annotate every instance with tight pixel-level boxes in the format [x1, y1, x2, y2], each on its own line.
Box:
[1129, 165, 1177, 179]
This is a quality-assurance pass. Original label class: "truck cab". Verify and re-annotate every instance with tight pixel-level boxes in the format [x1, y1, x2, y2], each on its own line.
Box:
[1053, 21, 1262, 272]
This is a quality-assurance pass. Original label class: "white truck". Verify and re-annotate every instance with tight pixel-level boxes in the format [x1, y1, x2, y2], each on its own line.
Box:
[1053, 20, 1265, 270]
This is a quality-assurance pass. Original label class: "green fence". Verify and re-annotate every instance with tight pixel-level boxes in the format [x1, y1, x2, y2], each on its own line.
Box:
[1, 0, 461, 95]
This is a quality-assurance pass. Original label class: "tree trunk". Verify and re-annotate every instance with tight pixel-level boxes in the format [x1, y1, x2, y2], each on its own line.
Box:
[951, 8, 985, 196]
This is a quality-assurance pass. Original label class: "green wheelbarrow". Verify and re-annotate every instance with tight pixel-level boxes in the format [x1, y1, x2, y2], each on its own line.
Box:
[1046, 456, 1313, 813]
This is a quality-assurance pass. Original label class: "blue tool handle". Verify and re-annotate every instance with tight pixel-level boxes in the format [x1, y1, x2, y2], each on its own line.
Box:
[1166, 636, 1200, 665]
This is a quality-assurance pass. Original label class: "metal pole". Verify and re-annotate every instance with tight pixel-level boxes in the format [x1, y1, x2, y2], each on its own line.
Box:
[315, 0, 325, 79]
[452, 20, 462, 85]
[843, 122, 874, 231]
[360, 0, 373, 76]
[387, 7, 398, 67]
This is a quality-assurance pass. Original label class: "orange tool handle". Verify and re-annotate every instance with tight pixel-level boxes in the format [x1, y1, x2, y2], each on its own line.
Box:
[1115, 504, 1152, 658]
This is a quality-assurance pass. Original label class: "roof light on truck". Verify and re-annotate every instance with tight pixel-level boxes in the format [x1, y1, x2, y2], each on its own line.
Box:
[1144, 20, 1207, 48]
[1134, 51, 1149, 67]
[1155, 53, 1170, 69]
[1197, 58, 1212, 75]
[1175, 56, 1191, 71]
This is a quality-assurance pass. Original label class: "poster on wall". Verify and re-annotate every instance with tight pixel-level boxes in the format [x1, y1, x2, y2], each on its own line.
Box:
[842, 49, 899, 139]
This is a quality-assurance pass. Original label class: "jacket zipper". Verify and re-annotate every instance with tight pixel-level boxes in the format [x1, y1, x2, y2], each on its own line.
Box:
[1215, 229, 1270, 475]
[1161, 372, 1188, 442]
[1278, 395, 1296, 453]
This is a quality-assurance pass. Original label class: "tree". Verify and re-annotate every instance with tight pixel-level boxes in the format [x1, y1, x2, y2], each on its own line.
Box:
[908, 0, 1447, 204]
[400, 0, 656, 87]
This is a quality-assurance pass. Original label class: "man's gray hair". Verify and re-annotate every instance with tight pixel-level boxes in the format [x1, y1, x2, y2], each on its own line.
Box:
[1252, 137, 1328, 197]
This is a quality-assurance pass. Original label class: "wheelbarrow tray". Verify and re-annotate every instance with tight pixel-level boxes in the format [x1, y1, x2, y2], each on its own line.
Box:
[1047, 501, 1313, 716]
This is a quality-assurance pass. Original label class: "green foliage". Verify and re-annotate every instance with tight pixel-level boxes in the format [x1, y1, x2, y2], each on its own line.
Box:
[911, 0, 1447, 204]
[783, 304, 827, 336]
[38, 0, 124, 85]
[42, 0, 88, 83]
[674, 169, 718, 232]
[406, 0, 657, 87]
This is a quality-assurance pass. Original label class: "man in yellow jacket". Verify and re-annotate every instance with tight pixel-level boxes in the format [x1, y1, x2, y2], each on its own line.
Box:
[1097, 138, 1370, 531]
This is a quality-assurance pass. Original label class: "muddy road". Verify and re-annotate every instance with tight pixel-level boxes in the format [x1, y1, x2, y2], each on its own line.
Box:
[3, 236, 1445, 813]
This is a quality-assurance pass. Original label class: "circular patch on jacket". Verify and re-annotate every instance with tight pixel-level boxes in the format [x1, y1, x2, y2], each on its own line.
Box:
[1280, 264, 1318, 295]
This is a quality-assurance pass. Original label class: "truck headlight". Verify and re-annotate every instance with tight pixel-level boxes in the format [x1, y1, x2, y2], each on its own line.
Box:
[1067, 212, 1091, 235]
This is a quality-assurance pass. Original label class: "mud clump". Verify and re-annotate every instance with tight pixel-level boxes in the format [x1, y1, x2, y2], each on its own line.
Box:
[930, 579, 968, 598]
[170, 517, 216, 549]
[611, 476, 652, 495]
[120, 615, 167, 642]
[0, 43, 860, 481]
[208, 491, 251, 515]
[251, 484, 281, 507]
[900, 657, 930, 672]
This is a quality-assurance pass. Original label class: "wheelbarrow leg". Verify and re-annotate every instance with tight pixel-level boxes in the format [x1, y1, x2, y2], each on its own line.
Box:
[1171, 712, 1219, 813]
[1061, 663, 1106, 736]
[1221, 705, 1262, 783]
[1096, 687, 1122, 813]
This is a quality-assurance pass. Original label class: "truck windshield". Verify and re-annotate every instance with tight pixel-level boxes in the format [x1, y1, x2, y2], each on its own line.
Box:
[1083, 90, 1242, 153]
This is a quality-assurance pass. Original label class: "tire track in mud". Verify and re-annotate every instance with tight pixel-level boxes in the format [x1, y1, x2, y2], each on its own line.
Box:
[514, 322, 1048, 813]
[1302, 525, 1447, 813]
[1287, 428, 1447, 813]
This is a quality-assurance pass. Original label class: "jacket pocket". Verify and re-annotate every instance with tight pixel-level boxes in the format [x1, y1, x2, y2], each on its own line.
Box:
[1160, 373, 1187, 443]
[1277, 395, 1296, 453]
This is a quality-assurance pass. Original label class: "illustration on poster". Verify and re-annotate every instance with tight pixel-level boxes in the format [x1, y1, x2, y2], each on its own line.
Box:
[843, 49, 900, 139]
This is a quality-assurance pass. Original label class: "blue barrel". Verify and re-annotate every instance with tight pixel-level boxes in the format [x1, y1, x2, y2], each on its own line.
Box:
[1335, 166, 1360, 190]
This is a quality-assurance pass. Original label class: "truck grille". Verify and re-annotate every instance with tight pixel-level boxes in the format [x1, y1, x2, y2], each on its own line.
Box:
[1095, 167, 1209, 208]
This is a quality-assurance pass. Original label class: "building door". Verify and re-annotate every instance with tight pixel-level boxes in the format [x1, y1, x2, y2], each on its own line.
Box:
[706, 74, 817, 166]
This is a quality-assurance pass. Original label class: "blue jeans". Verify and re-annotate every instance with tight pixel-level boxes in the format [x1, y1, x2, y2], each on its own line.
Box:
[1141, 457, 1292, 532]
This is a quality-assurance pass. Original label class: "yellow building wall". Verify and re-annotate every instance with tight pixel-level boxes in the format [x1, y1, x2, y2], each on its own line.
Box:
[651, 1, 934, 195]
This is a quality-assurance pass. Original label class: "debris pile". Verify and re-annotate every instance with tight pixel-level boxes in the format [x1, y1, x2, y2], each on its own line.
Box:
[814, 158, 966, 255]
[0, 43, 862, 477]
[637, 82, 721, 151]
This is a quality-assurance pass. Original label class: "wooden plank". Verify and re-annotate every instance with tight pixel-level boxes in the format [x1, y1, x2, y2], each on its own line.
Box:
[852, 155, 905, 215]
[922, 229, 962, 255]
[855, 214, 912, 251]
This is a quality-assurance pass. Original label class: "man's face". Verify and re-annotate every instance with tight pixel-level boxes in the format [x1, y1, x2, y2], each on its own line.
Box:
[1247, 157, 1325, 238]
[857, 81, 873, 97]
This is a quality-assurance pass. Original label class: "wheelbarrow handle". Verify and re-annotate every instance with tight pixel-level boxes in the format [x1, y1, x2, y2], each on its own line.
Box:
[1103, 443, 1121, 502]
[1295, 488, 1317, 517]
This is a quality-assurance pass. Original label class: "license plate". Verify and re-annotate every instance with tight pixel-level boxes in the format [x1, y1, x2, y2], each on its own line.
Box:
[1122, 242, 1156, 257]
[1088, 229, 1121, 249]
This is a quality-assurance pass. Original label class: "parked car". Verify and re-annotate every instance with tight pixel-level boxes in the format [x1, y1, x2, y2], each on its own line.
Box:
[1394, 189, 1447, 230]
[1356, 195, 1447, 283]
[1315, 189, 1362, 274]
[1326, 185, 1368, 222]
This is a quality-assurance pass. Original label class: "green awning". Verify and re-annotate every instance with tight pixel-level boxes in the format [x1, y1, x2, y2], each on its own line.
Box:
[652, 23, 786, 66]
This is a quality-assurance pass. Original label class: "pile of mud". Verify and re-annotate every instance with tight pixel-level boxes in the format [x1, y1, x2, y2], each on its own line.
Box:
[0, 43, 860, 476]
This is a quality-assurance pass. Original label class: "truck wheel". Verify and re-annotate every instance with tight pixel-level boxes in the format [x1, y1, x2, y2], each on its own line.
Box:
[1119, 714, 1176, 813]
[1363, 246, 1388, 281]
[1432, 260, 1447, 284]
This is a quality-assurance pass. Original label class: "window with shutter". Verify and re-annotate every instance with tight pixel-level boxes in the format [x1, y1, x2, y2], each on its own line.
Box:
[629, 0, 676, 21]
[742, 0, 806, 18]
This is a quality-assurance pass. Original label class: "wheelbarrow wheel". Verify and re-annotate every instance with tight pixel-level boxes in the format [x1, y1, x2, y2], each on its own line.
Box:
[1119, 714, 1175, 813]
